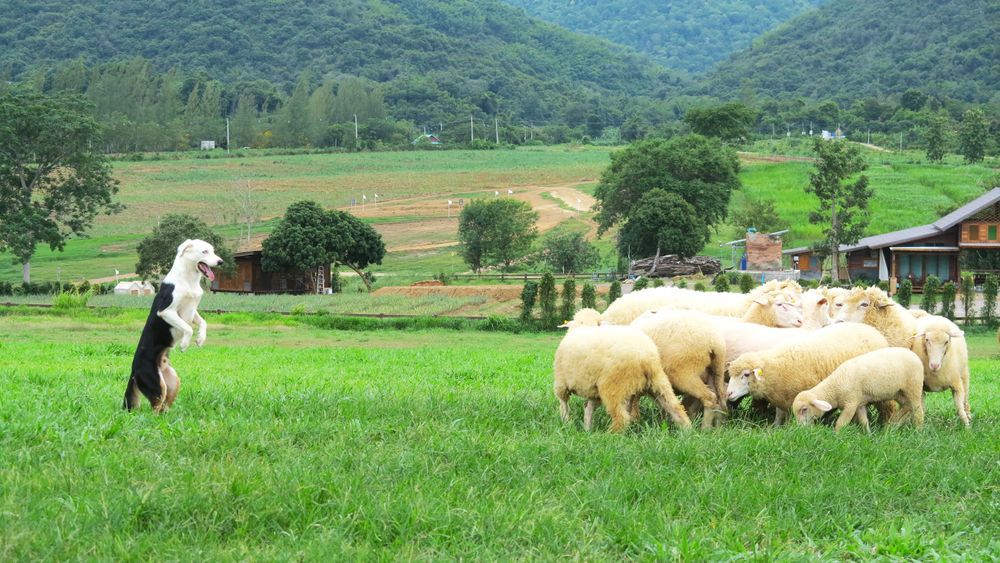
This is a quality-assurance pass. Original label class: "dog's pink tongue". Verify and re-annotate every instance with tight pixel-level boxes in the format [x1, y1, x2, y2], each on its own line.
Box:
[199, 263, 216, 281]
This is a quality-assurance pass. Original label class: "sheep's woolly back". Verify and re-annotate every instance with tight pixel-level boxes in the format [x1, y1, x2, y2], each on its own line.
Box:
[707, 317, 808, 364]
[730, 323, 890, 410]
[631, 310, 726, 377]
[553, 325, 662, 398]
[602, 287, 750, 324]
[800, 348, 924, 406]
[564, 308, 602, 328]
[843, 286, 918, 348]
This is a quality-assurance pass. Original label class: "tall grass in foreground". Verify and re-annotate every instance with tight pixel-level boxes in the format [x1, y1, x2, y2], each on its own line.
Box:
[0, 310, 997, 559]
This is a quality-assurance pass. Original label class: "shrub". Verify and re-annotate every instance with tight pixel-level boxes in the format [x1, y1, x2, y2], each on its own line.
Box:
[982, 274, 998, 328]
[677, 280, 688, 289]
[939, 282, 957, 320]
[52, 289, 91, 310]
[330, 266, 342, 293]
[651, 278, 664, 288]
[290, 303, 307, 315]
[607, 280, 622, 306]
[560, 279, 577, 324]
[694, 282, 707, 292]
[726, 271, 741, 284]
[519, 281, 538, 323]
[633, 277, 650, 291]
[896, 279, 913, 308]
[739, 273, 755, 293]
[580, 283, 597, 309]
[538, 273, 558, 328]
[0, 281, 11, 295]
[921, 275, 941, 314]
[960, 274, 975, 325]
[713, 274, 730, 293]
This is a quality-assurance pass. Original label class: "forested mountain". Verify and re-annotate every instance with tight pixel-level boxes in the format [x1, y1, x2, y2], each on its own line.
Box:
[700, 0, 999, 103]
[502, 0, 825, 74]
[0, 0, 682, 124]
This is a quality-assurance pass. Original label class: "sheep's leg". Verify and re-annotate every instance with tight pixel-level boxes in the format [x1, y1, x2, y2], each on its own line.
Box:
[890, 400, 912, 427]
[834, 402, 859, 431]
[554, 385, 571, 425]
[875, 400, 897, 426]
[681, 395, 703, 419]
[962, 367, 972, 420]
[773, 408, 786, 426]
[667, 367, 719, 429]
[951, 384, 971, 427]
[854, 405, 871, 434]
[648, 370, 691, 430]
[584, 398, 598, 432]
[607, 398, 632, 433]
[629, 395, 641, 421]
[911, 395, 925, 429]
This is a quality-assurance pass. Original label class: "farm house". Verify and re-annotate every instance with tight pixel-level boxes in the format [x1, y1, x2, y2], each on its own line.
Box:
[212, 249, 332, 294]
[787, 188, 1000, 288]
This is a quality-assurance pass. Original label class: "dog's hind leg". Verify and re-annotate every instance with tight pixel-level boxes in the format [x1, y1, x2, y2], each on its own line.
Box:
[122, 377, 142, 411]
[161, 354, 180, 409]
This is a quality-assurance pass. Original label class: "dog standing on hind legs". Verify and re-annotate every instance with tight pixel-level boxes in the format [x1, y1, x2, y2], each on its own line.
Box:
[123, 239, 223, 412]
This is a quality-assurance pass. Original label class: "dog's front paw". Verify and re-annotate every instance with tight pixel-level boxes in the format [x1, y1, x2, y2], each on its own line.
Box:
[196, 333, 206, 347]
[179, 334, 192, 351]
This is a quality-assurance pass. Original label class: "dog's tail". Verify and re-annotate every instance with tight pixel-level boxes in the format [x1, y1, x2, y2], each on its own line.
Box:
[123, 377, 139, 411]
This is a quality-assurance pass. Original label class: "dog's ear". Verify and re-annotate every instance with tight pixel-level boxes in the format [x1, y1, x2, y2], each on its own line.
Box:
[177, 239, 194, 255]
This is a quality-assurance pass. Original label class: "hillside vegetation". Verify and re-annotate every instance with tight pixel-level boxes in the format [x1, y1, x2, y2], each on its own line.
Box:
[504, 0, 824, 74]
[0, 0, 680, 124]
[701, 0, 999, 103]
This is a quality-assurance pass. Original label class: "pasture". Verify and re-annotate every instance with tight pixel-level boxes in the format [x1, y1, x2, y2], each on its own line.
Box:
[1, 307, 997, 559]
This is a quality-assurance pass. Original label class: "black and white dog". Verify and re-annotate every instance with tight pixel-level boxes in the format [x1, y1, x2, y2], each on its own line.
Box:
[123, 239, 223, 412]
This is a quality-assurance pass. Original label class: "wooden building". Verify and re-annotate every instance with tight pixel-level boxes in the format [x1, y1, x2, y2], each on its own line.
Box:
[211, 250, 332, 294]
[783, 247, 820, 280]
[839, 188, 1000, 288]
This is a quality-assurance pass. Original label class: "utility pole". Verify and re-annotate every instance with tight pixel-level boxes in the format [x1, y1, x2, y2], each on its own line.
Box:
[495, 117, 499, 144]
[867, 128, 871, 144]
[226, 118, 230, 154]
[470, 115, 474, 143]
[530, 121, 534, 141]
[899, 131, 903, 152]
[354, 114, 359, 148]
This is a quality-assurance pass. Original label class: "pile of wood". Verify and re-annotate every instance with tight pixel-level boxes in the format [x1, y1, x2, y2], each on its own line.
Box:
[631, 255, 722, 278]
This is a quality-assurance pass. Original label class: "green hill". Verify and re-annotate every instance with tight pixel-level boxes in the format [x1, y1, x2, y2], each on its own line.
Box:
[0, 0, 681, 123]
[503, 0, 824, 75]
[699, 0, 999, 103]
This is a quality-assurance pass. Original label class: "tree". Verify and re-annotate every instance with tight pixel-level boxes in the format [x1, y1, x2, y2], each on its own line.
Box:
[958, 108, 987, 164]
[228, 180, 264, 246]
[683, 103, 757, 143]
[805, 139, 872, 281]
[262, 200, 385, 292]
[457, 198, 538, 272]
[617, 189, 705, 274]
[560, 279, 576, 323]
[925, 112, 948, 162]
[580, 283, 597, 309]
[538, 272, 558, 328]
[519, 281, 538, 323]
[729, 196, 789, 238]
[606, 280, 622, 307]
[0, 90, 122, 282]
[593, 135, 740, 245]
[541, 232, 600, 273]
[135, 214, 233, 281]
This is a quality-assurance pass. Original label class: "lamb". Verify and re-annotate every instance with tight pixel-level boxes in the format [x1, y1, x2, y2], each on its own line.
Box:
[800, 288, 833, 329]
[912, 315, 972, 427]
[630, 310, 728, 428]
[726, 323, 889, 424]
[833, 286, 917, 348]
[602, 284, 803, 327]
[552, 324, 692, 432]
[792, 348, 925, 432]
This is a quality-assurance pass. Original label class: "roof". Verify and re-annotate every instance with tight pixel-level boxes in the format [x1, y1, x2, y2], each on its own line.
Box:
[841, 188, 1000, 252]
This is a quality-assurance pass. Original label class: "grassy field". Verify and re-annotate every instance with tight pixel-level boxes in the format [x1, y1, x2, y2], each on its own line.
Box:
[0, 144, 995, 282]
[0, 307, 997, 559]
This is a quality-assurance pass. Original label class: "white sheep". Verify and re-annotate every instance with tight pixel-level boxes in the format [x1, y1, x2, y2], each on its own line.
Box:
[833, 286, 917, 348]
[912, 315, 972, 427]
[800, 288, 834, 329]
[552, 324, 692, 432]
[726, 323, 890, 424]
[602, 284, 803, 327]
[630, 310, 728, 428]
[792, 347, 925, 431]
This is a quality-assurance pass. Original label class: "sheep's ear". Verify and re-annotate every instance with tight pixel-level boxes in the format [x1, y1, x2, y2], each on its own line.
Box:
[557, 321, 571, 329]
[816, 297, 828, 306]
[752, 368, 764, 382]
[876, 300, 894, 309]
[752, 296, 769, 306]
[950, 329, 965, 338]
[811, 399, 833, 412]
[911, 331, 925, 340]
[598, 320, 612, 326]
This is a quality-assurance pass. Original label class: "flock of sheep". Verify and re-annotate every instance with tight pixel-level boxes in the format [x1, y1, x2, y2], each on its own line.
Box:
[553, 280, 973, 432]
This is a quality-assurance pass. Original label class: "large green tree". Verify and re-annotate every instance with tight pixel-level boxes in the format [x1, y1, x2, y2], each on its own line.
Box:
[805, 139, 872, 281]
[617, 189, 704, 273]
[457, 198, 539, 272]
[262, 201, 385, 291]
[135, 214, 234, 281]
[0, 90, 122, 283]
[593, 135, 740, 245]
[541, 232, 600, 274]
[958, 108, 987, 164]
[729, 196, 789, 238]
[683, 102, 757, 143]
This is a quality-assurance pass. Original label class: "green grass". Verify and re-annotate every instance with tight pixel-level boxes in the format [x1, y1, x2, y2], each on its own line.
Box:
[0, 308, 997, 558]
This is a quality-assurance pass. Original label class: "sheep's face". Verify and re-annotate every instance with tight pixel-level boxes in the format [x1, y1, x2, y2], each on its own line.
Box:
[770, 297, 804, 328]
[801, 290, 831, 328]
[918, 326, 963, 372]
[727, 355, 763, 401]
[792, 393, 833, 425]
[834, 287, 892, 324]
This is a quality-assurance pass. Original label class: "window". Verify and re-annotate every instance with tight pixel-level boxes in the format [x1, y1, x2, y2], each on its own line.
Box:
[968, 224, 980, 240]
[989, 225, 997, 241]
